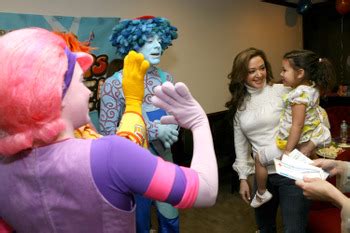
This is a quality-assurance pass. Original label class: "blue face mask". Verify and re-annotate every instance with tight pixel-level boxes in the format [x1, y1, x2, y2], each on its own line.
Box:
[138, 35, 162, 65]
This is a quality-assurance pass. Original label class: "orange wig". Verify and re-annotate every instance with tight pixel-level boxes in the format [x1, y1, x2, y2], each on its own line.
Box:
[54, 31, 93, 53]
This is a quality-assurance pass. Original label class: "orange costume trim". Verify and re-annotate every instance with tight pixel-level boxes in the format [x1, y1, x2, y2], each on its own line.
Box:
[117, 111, 148, 148]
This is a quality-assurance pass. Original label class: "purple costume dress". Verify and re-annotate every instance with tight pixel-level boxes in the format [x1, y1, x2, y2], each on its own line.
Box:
[0, 136, 198, 233]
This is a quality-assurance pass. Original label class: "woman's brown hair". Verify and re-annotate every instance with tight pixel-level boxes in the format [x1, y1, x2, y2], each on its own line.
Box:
[225, 48, 274, 121]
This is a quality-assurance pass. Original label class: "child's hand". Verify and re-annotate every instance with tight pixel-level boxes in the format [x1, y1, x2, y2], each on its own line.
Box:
[281, 151, 290, 159]
[297, 141, 316, 157]
[283, 150, 291, 155]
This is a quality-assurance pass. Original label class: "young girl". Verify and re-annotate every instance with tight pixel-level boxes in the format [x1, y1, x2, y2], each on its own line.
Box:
[251, 49, 335, 208]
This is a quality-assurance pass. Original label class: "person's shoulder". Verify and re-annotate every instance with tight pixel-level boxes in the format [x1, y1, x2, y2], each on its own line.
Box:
[297, 84, 317, 93]
[161, 70, 173, 81]
[105, 71, 123, 83]
[92, 135, 146, 158]
[270, 83, 287, 91]
[297, 85, 319, 102]
[92, 135, 132, 152]
[156, 67, 170, 74]
[156, 67, 171, 77]
[94, 135, 127, 144]
[96, 135, 142, 147]
[163, 70, 171, 76]
[291, 85, 316, 97]
[269, 83, 290, 96]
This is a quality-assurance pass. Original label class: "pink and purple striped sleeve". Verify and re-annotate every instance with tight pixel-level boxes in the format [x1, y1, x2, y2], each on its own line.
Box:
[143, 157, 199, 208]
[91, 136, 199, 209]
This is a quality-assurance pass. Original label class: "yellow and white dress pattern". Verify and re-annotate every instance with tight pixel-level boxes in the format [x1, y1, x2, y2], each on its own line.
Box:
[276, 84, 330, 150]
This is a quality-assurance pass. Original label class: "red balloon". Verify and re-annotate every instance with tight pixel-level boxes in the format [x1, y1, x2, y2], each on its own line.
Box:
[336, 0, 350, 15]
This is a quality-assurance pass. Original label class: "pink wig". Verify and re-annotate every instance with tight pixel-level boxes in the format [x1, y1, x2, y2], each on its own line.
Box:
[0, 28, 68, 156]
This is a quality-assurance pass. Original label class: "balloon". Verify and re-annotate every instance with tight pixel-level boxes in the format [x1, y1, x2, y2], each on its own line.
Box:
[336, 0, 350, 15]
[297, 0, 312, 15]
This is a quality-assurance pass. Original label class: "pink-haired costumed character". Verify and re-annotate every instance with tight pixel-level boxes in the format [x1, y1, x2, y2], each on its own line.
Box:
[0, 28, 218, 233]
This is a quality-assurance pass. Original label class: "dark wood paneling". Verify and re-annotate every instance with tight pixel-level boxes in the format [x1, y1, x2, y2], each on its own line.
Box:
[303, 2, 350, 85]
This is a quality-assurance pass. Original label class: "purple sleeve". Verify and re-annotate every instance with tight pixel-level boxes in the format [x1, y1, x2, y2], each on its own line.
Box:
[90, 135, 156, 210]
[90, 136, 193, 210]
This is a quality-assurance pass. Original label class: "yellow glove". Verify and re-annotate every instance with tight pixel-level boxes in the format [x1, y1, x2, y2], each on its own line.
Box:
[122, 50, 150, 114]
[117, 111, 148, 148]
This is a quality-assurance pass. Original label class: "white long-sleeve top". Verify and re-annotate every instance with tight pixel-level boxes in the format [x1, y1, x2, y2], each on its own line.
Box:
[232, 83, 288, 179]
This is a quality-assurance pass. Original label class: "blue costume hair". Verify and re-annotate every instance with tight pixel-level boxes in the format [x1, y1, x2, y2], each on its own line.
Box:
[110, 16, 178, 58]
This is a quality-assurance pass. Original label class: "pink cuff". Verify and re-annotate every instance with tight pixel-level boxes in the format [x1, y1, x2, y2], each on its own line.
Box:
[175, 167, 199, 209]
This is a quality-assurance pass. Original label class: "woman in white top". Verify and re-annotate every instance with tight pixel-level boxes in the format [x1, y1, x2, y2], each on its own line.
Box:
[225, 47, 323, 233]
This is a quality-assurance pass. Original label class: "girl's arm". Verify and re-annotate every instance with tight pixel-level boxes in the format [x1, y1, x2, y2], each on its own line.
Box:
[284, 104, 306, 154]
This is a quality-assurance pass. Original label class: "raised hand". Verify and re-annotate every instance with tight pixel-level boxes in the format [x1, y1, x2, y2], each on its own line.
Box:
[152, 81, 218, 207]
[122, 51, 149, 112]
[151, 82, 208, 130]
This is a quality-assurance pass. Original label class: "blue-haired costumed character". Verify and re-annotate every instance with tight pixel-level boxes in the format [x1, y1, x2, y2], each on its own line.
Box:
[99, 16, 180, 233]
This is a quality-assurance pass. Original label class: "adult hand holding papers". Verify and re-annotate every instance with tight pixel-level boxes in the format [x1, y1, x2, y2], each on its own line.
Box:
[274, 149, 329, 181]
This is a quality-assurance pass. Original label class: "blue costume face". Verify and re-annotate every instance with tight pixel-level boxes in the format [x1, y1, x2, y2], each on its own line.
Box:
[138, 35, 162, 65]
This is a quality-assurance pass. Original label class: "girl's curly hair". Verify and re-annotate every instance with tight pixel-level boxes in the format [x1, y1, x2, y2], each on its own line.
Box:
[283, 50, 336, 94]
[109, 16, 178, 58]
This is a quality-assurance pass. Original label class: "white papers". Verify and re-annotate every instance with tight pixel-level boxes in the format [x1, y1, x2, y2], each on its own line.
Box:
[274, 149, 329, 181]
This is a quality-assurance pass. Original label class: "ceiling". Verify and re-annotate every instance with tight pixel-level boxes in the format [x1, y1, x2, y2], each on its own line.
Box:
[261, 0, 332, 8]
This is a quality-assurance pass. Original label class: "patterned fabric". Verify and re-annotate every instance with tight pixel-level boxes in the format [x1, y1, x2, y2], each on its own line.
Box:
[99, 66, 173, 142]
[117, 111, 148, 148]
[276, 84, 330, 150]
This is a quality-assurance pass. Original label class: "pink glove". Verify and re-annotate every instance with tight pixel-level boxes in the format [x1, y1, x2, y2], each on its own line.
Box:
[151, 82, 208, 130]
[151, 81, 218, 207]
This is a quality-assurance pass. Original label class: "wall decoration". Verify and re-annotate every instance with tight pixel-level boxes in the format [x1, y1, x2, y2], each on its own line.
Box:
[0, 12, 120, 130]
